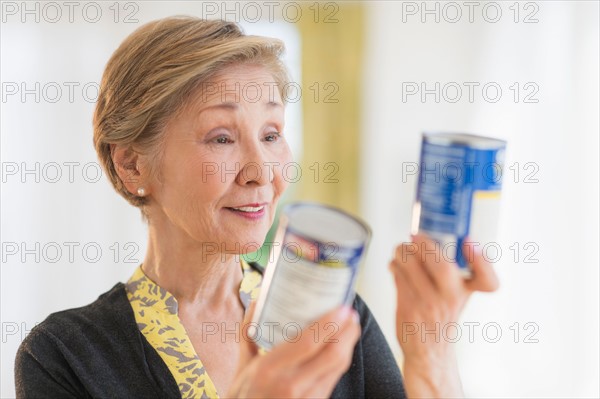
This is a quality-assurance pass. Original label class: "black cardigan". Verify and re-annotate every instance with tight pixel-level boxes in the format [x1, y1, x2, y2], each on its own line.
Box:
[15, 265, 406, 398]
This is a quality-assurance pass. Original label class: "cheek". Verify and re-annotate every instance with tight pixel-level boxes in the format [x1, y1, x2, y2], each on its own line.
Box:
[159, 147, 233, 205]
[274, 146, 294, 194]
[184, 156, 239, 198]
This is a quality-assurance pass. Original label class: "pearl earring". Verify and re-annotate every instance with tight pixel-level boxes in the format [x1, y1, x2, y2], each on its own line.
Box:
[137, 187, 146, 197]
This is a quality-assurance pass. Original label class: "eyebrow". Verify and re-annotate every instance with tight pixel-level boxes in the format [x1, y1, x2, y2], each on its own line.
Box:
[200, 101, 283, 113]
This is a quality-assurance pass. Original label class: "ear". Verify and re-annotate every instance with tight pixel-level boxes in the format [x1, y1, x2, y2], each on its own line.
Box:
[111, 144, 147, 196]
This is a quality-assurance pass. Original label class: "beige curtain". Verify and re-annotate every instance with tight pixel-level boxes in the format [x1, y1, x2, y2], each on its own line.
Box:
[295, 3, 365, 215]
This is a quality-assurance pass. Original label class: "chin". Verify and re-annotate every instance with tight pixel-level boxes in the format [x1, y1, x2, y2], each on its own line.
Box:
[217, 229, 268, 255]
[240, 232, 269, 253]
[216, 211, 274, 252]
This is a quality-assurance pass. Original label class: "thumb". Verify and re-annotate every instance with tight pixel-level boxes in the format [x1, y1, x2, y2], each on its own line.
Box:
[463, 240, 500, 292]
[238, 300, 259, 367]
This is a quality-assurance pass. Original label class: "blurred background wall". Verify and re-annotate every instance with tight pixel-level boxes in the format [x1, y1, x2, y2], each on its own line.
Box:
[1, 1, 598, 397]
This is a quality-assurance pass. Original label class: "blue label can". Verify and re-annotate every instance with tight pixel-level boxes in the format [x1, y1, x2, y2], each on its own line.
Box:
[412, 132, 507, 276]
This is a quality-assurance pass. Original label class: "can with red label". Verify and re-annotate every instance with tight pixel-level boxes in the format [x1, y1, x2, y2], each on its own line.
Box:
[252, 202, 371, 350]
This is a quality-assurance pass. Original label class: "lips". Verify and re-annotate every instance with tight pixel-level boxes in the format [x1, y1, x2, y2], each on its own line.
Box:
[224, 203, 268, 220]
[229, 205, 265, 212]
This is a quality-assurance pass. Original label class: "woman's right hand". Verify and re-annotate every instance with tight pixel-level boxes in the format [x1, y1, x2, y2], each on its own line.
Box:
[227, 302, 361, 398]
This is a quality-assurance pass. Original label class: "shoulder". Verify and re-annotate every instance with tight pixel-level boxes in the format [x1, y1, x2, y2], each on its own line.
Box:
[15, 283, 173, 397]
[350, 293, 398, 355]
[14, 283, 138, 396]
[332, 293, 406, 398]
[350, 293, 377, 329]
[31, 283, 128, 339]
[351, 292, 368, 312]
[17, 282, 132, 359]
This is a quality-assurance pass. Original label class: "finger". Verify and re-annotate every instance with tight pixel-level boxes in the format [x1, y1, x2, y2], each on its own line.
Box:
[266, 305, 355, 368]
[463, 241, 500, 292]
[305, 371, 346, 399]
[393, 243, 438, 302]
[291, 311, 361, 397]
[304, 345, 356, 399]
[411, 233, 463, 295]
[244, 299, 258, 325]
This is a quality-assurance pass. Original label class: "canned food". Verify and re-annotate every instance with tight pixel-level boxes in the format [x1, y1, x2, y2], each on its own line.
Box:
[252, 202, 371, 349]
[411, 132, 507, 276]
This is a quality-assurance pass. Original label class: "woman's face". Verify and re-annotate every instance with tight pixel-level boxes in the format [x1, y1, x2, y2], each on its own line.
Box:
[147, 64, 292, 253]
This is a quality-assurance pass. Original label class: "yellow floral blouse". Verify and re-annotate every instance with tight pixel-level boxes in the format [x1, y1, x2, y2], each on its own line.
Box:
[125, 259, 262, 398]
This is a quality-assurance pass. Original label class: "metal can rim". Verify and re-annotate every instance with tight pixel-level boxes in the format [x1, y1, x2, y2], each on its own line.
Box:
[281, 201, 372, 248]
[423, 131, 507, 149]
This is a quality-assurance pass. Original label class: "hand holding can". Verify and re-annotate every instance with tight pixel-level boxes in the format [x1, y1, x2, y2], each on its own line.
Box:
[388, 233, 499, 398]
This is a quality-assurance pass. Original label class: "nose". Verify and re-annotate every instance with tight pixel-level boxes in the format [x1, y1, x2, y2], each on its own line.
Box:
[236, 144, 274, 186]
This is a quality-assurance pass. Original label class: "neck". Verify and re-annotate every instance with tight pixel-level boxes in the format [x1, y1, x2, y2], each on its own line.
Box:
[141, 217, 244, 309]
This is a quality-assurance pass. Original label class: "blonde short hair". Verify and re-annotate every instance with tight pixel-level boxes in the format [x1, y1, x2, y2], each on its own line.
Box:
[93, 16, 290, 208]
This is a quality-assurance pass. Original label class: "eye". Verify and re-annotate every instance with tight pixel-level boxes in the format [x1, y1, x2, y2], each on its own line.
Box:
[213, 136, 234, 144]
[264, 132, 281, 142]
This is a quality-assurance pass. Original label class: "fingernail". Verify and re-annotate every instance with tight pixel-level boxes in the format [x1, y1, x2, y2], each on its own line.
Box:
[247, 325, 258, 340]
[335, 305, 352, 321]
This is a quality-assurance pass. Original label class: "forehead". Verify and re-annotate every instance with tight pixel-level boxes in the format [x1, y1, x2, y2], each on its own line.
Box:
[191, 64, 283, 108]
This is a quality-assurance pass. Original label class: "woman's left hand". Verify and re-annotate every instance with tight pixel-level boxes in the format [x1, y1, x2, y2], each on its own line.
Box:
[388, 233, 499, 398]
[227, 300, 361, 398]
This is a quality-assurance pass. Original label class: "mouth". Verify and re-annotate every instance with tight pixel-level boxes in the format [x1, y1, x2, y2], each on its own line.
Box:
[224, 203, 267, 220]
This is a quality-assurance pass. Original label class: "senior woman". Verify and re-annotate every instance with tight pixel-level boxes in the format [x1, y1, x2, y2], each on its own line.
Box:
[15, 17, 498, 398]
